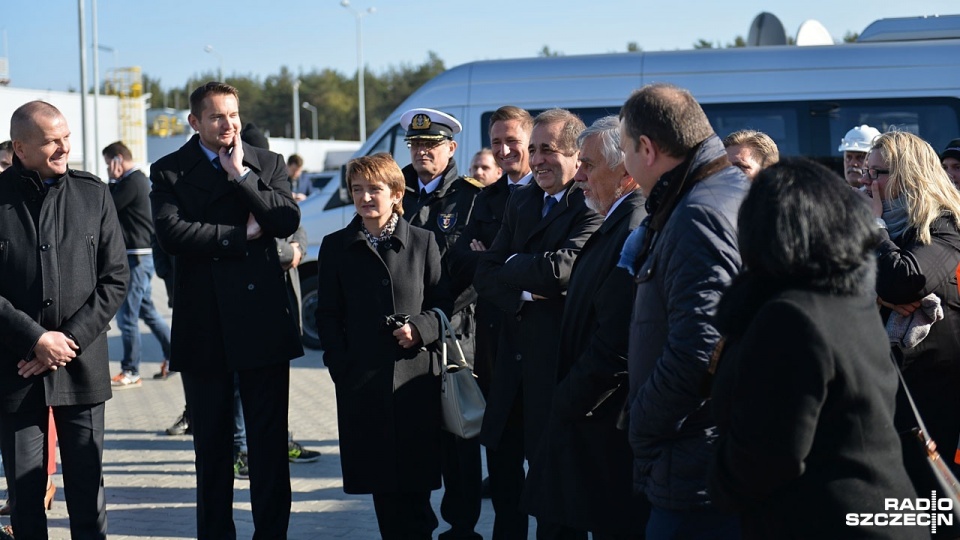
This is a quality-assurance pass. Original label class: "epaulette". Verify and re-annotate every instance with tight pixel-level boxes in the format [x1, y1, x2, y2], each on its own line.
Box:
[462, 176, 485, 189]
[69, 169, 106, 184]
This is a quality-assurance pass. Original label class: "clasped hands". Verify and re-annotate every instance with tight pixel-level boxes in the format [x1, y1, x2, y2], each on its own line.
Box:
[18, 331, 78, 378]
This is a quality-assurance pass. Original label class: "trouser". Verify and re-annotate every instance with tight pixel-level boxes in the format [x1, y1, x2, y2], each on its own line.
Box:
[232, 373, 246, 457]
[0, 403, 107, 540]
[486, 411, 528, 540]
[116, 254, 171, 376]
[438, 431, 482, 539]
[184, 363, 291, 540]
[372, 491, 438, 540]
[537, 522, 642, 540]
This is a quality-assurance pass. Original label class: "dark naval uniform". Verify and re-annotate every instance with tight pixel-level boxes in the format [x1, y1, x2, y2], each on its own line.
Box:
[399, 107, 484, 540]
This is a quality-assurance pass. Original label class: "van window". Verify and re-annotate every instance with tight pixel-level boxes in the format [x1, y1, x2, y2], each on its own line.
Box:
[703, 103, 804, 157]
[368, 124, 411, 169]
[479, 107, 621, 148]
[826, 98, 960, 157]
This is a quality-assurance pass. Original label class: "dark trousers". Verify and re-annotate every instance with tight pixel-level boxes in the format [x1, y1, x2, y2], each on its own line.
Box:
[0, 403, 107, 540]
[645, 506, 740, 540]
[438, 431, 482, 539]
[486, 414, 528, 540]
[183, 363, 291, 540]
[537, 522, 643, 540]
[372, 491, 438, 540]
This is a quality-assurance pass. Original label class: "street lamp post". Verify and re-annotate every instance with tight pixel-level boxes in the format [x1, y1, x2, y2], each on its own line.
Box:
[204, 45, 224, 81]
[340, 0, 376, 142]
[293, 80, 301, 154]
[302, 102, 319, 140]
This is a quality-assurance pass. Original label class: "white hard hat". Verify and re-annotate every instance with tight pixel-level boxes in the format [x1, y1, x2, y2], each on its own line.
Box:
[838, 125, 881, 153]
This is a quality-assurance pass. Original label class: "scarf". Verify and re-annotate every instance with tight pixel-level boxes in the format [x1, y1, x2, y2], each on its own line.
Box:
[361, 213, 399, 249]
[881, 196, 910, 241]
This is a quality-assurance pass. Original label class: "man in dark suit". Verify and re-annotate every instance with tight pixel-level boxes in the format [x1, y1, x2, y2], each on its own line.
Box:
[399, 107, 484, 540]
[474, 109, 603, 539]
[150, 82, 303, 539]
[524, 116, 650, 539]
[0, 101, 128, 539]
[102, 141, 172, 388]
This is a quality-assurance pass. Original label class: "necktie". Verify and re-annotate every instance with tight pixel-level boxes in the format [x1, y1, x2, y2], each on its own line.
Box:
[419, 188, 429, 203]
[508, 183, 518, 195]
[542, 196, 557, 218]
[212, 157, 222, 171]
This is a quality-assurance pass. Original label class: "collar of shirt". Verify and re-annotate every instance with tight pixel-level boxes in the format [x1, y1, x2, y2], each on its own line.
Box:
[418, 175, 443, 195]
[198, 140, 219, 164]
[509, 171, 533, 188]
[543, 191, 562, 204]
[604, 191, 633, 221]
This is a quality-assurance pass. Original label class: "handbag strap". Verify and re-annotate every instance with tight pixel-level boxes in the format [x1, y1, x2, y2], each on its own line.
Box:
[430, 308, 468, 370]
[892, 359, 936, 454]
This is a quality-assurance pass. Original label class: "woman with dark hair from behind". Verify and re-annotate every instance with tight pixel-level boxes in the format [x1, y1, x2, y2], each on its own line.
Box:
[864, 131, 960, 494]
[708, 158, 923, 539]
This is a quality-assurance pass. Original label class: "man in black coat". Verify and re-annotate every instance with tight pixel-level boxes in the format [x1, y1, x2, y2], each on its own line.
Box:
[150, 82, 303, 539]
[524, 116, 650, 539]
[449, 106, 534, 397]
[102, 141, 172, 388]
[0, 101, 127, 539]
[475, 109, 603, 539]
[399, 107, 484, 540]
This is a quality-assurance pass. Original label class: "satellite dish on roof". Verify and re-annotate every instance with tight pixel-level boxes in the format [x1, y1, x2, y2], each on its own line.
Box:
[796, 19, 834, 46]
[747, 12, 788, 46]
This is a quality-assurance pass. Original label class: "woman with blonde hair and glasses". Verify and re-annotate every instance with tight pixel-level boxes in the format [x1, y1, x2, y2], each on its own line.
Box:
[316, 152, 451, 539]
[863, 131, 960, 498]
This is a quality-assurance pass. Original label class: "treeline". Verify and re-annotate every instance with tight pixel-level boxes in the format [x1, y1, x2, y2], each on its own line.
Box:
[142, 52, 446, 141]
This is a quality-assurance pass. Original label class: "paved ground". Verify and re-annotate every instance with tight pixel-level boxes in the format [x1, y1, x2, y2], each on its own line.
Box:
[0, 279, 536, 539]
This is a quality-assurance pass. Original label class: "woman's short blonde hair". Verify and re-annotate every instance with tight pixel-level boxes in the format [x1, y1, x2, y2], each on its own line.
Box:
[345, 152, 406, 217]
[870, 131, 960, 244]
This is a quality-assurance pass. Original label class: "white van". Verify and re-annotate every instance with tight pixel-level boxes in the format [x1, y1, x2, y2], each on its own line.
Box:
[297, 14, 960, 348]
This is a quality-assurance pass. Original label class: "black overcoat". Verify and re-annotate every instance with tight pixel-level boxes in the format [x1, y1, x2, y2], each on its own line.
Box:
[708, 275, 923, 539]
[150, 135, 303, 371]
[474, 182, 602, 453]
[523, 191, 649, 534]
[448, 173, 514, 393]
[0, 158, 127, 412]
[316, 216, 451, 494]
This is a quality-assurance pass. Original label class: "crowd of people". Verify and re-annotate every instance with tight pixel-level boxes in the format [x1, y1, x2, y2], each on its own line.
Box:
[1, 80, 960, 540]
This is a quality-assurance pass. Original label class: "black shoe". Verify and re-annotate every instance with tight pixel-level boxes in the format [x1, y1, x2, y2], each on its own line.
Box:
[288, 439, 321, 463]
[165, 411, 190, 436]
[480, 476, 491, 499]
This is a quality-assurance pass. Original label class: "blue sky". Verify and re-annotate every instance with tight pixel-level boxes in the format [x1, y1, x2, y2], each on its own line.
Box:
[1, 0, 956, 92]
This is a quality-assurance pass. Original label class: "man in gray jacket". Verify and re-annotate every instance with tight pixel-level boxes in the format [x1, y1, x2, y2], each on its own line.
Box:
[619, 84, 748, 539]
[0, 101, 128, 539]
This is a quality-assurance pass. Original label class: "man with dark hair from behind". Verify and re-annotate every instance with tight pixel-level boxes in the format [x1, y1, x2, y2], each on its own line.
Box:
[151, 82, 303, 538]
[619, 83, 748, 539]
[0, 100, 127, 539]
[103, 141, 172, 389]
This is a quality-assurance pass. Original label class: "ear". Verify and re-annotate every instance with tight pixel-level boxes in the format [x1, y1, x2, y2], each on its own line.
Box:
[448, 140, 458, 155]
[187, 113, 200, 133]
[12, 140, 25, 161]
[639, 135, 658, 167]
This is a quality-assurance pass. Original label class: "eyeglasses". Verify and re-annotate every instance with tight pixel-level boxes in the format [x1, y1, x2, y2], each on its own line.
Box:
[861, 167, 890, 180]
[406, 139, 446, 152]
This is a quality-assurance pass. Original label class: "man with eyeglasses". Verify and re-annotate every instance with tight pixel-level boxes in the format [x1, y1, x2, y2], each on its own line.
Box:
[399, 107, 485, 540]
[838, 124, 881, 188]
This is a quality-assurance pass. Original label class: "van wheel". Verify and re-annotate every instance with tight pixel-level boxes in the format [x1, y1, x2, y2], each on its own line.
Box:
[300, 275, 322, 350]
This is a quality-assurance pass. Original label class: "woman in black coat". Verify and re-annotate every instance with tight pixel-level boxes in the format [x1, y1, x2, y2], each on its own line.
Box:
[316, 153, 450, 539]
[708, 159, 922, 539]
[864, 131, 960, 486]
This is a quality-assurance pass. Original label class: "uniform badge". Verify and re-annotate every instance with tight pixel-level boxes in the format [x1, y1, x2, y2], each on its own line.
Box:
[412, 114, 432, 130]
[438, 212, 457, 232]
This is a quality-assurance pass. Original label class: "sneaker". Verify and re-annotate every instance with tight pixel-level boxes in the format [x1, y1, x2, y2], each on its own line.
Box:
[111, 371, 141, 388]
[165, 411, 191, 436]
[0, 524, 13, 540]
[288, 440, 320, 463]
[152, 360, 173, 380]
[234, 452, 249, 479]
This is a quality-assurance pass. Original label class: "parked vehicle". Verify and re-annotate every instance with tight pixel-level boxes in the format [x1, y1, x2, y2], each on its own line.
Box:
[297, 14, 960, 349]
